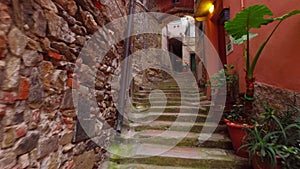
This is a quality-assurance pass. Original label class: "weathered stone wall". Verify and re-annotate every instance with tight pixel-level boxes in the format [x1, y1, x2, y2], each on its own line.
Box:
[254, 82, 300, 113]
[0, 0, 160, 168]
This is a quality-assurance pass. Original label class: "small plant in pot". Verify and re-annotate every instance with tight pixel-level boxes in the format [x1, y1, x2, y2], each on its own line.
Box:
[206, 64, 239, 104]
[223, 100, 256, 158]
[224, 4, 300, 101]
[240, 104, 300, 169]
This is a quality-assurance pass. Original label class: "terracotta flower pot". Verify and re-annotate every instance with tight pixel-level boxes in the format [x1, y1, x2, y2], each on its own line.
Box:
[226, 121, 253, 158]
[252, 153, 282, 169]
[223, 118, 230, 124]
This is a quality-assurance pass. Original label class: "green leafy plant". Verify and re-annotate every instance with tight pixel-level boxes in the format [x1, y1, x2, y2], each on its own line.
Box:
[207, 64, 238, 96]
[223, 97, 257, 125]
[240, 104, 300, 168]
[224, 4, 300, 100]
[278, 145, 300, 169]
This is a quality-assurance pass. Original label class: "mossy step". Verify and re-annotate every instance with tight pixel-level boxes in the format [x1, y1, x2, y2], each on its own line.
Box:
[127, 112, 209, 123]
[121, 130, 231, 149]
[131, 98, 208, 107]
[131, 97, 208, 104]
[131, 101, 203, 107]
[138, 85, 199, 90]
[107, 162, 199, 169]
[129, 121, 226, 133]
[132, 93, 204, 99]
[109, 144, 251, 169]
[131, 96, 208, 103]
[131, 106, 209, 114]
[136, 89, 204, 94]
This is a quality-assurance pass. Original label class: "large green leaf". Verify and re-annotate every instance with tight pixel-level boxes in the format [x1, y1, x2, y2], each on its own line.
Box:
[225, 4, 274, 40]
[231, 33, 258, 45]
[275, 10, 300, 21]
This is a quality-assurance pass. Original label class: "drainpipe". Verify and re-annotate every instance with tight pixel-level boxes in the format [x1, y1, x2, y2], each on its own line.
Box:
[116, 0, 135, 133]
[201, 22, 208, 95]
[202, 22, 206, 71]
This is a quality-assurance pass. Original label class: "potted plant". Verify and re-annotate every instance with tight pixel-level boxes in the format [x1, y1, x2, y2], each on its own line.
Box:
[224, 4, 300, 101]
[223, 100, 256, 158]
[207, 64, 239, 103]
[241, 104, 300, 169]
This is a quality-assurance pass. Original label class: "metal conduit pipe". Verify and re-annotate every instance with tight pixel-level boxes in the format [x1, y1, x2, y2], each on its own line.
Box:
[116, 0, 135, 133]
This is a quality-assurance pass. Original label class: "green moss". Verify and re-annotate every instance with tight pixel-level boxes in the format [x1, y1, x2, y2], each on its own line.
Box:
[109, 143, 135, 159]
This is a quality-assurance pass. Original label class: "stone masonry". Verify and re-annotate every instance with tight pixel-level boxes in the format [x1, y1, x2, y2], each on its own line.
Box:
[0, 0, 161, 168]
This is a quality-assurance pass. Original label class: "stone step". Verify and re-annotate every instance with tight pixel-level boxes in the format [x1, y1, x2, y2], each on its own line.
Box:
[121, 130, 231, 149]
[107, 163, 197, 169]
[131, 103, 210, 113]
[131, 102, 203, 108]
[127, 112, 209, 123]
[137, 89, 204, 94]
[131, 94, 207, 100]
[132, 92, 204, 99]
[128, 121, 226, 133]
[109, 144, 251, 169]
[131, 97, 209, 104]
[131, 97, 208, 106]
[138, 86, 199, 91]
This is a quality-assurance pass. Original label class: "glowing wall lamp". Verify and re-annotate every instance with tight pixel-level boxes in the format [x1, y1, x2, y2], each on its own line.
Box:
[208, 4, 214, 14]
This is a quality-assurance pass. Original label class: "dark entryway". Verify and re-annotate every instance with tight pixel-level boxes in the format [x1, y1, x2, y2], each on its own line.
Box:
[168, 38, 183, 72]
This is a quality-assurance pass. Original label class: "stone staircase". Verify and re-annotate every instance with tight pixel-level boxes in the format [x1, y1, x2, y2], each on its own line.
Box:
[106, 73, 251, 169]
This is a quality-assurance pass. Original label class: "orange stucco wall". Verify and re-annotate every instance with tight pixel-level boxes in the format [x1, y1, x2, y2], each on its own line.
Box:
[211, 0, 300, 93]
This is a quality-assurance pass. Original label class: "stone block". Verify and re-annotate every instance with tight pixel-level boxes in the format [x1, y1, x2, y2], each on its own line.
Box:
[8, 27, 28, 56]
[48, 51, 62, 61]
[79, 8, 98, 33]
[0, 30, 7, 59]
[18, 77, 30, 100]
[28, 68, 43, 109]
[0, 91, 17, 104]
[51, 69, 67, 93]
[66, 77, 80, 89]
[38, 135, 59, 159]
[62, 143, 75, 153]
[22, 50, 40, 67]
[2, 127, 16, 148]
[51, 41, 76, 61]
[62, 117, 75, 125]
[27, 39, 43, 52]
[39, 61, 54, 90]
[14, 131, 39, 156]
[31, 109, 40, 124]
[32, 10, 47, 37]
[48, 152, 59, 169]
[36, 0, 58, 13]
[44, 94, 62, 112]
[61, 89, 75, 110]
[66, 1, 78, 16]
[2, 55, 20, 90]
[0, 152, 17, 169]
[73, 150, 95, 169]
[62, 110, 76, 118]
[45, 10, 76, 43]
[18, 153, 29, 169]
[0, 104, 6, 116]
[15, 123, 28, 139]
[59, 131, 74, 145]
[0, 2, 11, 33]
[13, 112, 24, 124]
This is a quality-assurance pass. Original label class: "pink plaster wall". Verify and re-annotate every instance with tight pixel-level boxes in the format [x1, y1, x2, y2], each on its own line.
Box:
[225, 0, 300, 93]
